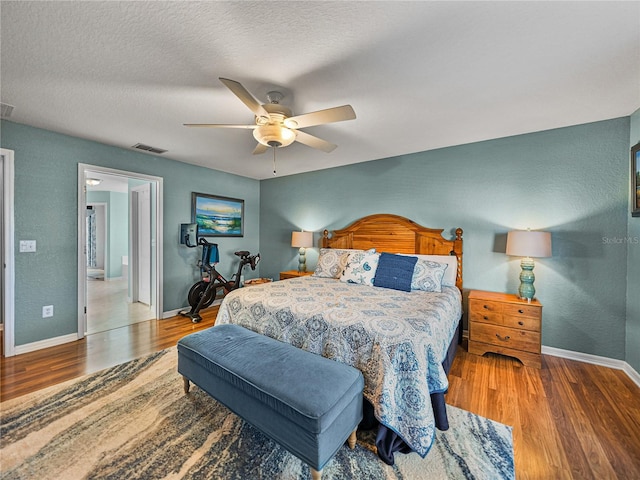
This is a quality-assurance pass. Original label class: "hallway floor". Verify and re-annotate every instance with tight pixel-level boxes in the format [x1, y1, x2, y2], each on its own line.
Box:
[87, 277, 154, 334]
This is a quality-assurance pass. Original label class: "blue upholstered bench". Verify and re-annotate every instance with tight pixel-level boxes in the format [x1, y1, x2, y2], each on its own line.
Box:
[177, 324, 364, 480]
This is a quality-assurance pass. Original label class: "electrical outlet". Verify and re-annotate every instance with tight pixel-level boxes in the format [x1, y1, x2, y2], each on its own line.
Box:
[42, 305, 54, 318]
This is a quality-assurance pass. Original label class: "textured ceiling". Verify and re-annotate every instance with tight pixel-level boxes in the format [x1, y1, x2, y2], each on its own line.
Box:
[1, 1, 639, 180]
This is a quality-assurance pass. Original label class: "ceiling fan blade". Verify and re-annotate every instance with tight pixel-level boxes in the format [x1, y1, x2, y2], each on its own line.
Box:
[284, 105, 355, 129]
[252, 143, 268, 155]
[183, 123, 257, 129]
[219, 78, 270, 119]
[295, 130, 337, 153]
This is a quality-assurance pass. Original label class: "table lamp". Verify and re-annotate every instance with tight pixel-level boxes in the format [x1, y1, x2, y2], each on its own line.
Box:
[506, 229, 552, 302]
[291, 231, 313, 272]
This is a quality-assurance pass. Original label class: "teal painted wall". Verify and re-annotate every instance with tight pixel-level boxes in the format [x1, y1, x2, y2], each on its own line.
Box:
[627, 109, 640, 372]
[260, 117, 631, 360]
[1, 120, 260, 346]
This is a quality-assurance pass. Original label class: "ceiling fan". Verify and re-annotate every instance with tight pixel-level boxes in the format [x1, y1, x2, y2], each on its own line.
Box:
[184, 78, 356, 155]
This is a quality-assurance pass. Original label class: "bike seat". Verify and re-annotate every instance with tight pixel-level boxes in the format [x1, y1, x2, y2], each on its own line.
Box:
[234, 250, 250, 257]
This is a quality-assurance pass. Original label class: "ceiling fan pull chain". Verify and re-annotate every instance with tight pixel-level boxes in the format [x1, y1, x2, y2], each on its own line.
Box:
[273, 147, 277, 176]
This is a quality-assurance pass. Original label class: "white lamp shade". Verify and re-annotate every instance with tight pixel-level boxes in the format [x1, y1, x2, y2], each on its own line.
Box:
[291, 231, 313, 248]
[506, 230, 552, 258]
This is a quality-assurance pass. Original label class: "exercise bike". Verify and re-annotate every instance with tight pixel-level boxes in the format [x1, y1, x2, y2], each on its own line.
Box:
[181, 233, 259, 323]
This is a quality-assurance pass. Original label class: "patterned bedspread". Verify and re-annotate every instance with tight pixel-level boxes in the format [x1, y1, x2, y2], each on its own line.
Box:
[216, 276, 462, 457]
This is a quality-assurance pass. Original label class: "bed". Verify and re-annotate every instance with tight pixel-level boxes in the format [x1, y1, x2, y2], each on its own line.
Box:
[216, 214, 463, 465]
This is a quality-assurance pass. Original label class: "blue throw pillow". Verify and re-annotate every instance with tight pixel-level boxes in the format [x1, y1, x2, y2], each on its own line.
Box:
[373, 253, 417, 292]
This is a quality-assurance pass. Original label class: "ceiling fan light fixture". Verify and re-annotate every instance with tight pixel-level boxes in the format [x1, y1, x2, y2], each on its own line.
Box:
[256, 115, 270, 126]
[185, 78, 356, 155]
[253, 125, 296, 148]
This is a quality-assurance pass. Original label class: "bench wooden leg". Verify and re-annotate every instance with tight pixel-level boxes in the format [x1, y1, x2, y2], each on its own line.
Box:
[348, 429, 357, 449]
[311, 468, 322, 480]
[183, 376, 190, 394]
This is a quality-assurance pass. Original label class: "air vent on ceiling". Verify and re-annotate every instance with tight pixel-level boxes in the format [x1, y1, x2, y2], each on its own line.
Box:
[131, 143, 167, 155]
[1, 103, 15, 118]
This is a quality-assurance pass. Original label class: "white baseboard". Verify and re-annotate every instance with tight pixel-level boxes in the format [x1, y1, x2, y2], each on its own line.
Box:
[162, 299, 223, 319]
[14, 333, 78, 355]
[542, 346, 640, 388]
[623, 363, 640, 388]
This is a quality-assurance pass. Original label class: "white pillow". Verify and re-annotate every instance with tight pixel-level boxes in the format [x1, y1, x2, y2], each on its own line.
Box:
[397, 254, 458, 287]
[313, 248, 373, 279]
[340, 250, 380, 286]
[411, 259, 447, 292]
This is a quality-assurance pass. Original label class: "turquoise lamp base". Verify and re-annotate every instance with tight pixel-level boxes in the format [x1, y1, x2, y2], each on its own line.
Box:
[518, 257, 536, 302]
[298, 247, 307, 272]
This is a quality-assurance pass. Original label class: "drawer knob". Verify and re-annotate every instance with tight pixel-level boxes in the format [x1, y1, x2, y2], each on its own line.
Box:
[496, 333, 511, 341]
[518, 321, 524, 326]
[483, 305, 489, 309]
[483, 316, 489, 320]
[518, 309, 524, 314]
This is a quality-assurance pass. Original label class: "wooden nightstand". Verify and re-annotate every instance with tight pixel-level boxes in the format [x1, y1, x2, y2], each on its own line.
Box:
[279, 270, 314, 280]
[468, 290, 542, 368]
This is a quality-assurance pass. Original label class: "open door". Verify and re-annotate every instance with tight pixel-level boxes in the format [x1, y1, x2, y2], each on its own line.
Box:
[131, 183, 151, 306]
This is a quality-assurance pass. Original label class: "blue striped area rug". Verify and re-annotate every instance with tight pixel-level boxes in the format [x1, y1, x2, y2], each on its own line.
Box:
[0, 348, 514, 479]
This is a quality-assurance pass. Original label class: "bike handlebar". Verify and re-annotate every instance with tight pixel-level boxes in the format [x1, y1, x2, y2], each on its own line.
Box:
[199, 252, 260, 271]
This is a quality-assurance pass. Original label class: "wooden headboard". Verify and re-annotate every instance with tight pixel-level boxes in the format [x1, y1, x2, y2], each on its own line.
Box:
[321, 214, 463, 291]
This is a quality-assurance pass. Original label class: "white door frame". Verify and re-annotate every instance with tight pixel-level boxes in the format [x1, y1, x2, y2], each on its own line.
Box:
[77, 164, 163, 339]
[1, 149, 15, 357]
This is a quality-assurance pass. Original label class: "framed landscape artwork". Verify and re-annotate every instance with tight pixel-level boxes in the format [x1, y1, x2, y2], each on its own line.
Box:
[633, 142, 640, 217]
[192, 192, 244, 237]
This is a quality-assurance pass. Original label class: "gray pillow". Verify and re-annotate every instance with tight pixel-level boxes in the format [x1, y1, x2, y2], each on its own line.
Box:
[313, 248, 370, 278]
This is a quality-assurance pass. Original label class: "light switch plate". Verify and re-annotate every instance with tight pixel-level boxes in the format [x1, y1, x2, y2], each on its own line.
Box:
[19, 240, 36, 252]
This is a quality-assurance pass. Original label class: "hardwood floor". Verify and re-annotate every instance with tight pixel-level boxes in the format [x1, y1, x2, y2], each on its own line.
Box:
[446, 347, 640, 479]
[1, 311, 639, 478]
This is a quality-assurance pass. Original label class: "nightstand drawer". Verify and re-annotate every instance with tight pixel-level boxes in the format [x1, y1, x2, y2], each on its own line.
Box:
[469, 309, 503, 325]
[502, 314, 540, 332]
[503, 303, 540, 318]
[469, 299, 503, 314]
[471, 323, 541, 353]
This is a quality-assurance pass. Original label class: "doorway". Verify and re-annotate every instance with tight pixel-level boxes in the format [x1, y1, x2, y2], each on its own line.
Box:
[77, 165, 163, 338]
